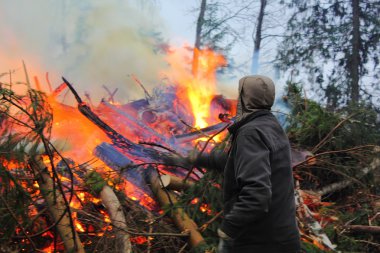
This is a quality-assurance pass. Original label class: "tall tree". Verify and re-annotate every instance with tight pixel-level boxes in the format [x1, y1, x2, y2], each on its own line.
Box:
[251, 0, 267, 74]
[277, 0, 380, 107]
[193, 0, 207, 76]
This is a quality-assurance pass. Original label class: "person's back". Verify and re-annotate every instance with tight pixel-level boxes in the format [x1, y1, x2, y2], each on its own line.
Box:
[222, 112, 300, 252]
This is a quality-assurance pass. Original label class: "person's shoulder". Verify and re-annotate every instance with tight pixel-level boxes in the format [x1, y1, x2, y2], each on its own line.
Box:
[239, 114, 282, 135]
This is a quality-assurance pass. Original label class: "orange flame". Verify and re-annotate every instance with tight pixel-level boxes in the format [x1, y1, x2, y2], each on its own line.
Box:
[164, 47, 226, 128]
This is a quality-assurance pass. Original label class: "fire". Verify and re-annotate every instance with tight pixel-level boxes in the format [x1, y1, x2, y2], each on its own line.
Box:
[164, 47, 226, 129]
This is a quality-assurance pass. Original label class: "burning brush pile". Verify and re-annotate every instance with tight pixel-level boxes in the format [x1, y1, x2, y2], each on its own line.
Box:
[0, 49, 379, 253]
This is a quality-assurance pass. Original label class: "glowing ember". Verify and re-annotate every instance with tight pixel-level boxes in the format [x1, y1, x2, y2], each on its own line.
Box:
[130, 236, 148, 245]
[200, 203, 212, 215]
[190, 197, 199, 205]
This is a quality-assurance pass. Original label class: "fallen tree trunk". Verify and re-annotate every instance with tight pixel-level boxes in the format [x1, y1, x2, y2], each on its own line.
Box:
[147, 169, 205, 248]
[317, 147, 380, 196]
[345, 225, 380, 234]
[30, 158, 85, 253]
[100, 185, 132, 253]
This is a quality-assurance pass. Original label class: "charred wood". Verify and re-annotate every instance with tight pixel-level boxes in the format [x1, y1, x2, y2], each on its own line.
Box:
[62, 77, 168, 163]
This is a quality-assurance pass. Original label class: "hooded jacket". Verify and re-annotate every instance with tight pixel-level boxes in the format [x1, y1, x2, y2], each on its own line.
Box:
[200, 75, 300, 252]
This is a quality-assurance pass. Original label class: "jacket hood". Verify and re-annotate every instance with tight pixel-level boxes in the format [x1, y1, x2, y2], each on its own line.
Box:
[236, 75, 275, 119]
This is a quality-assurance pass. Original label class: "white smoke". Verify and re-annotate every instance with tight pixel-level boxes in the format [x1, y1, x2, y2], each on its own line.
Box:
[0, 0, 168, 103]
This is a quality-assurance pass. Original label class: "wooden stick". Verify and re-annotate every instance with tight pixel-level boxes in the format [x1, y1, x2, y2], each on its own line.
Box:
[148, 170, 205, 248]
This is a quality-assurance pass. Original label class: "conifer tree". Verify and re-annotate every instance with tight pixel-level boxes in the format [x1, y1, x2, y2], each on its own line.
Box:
[277, 0, 380, 107]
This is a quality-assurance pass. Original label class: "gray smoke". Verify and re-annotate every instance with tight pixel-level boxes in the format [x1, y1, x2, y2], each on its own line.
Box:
[0, 0, 168, 103]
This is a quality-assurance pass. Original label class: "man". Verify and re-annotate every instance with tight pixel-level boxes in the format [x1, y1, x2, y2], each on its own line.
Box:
[197, 75, 301, 252]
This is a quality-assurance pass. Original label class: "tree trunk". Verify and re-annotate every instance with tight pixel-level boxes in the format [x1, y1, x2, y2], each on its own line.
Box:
[100, 185, 132, 253]
[251, 0, 267, 74]
[192, 0, 207, 76]
[350, 0, 360, 103]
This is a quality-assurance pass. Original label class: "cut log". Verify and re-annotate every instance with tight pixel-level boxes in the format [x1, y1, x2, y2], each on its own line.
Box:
[100, 185, 132, 253]
[30, 158, 85, 253]
[345, 225, 380, 234]
[147, 169, 205, 248]
[159, 174, 194, 191]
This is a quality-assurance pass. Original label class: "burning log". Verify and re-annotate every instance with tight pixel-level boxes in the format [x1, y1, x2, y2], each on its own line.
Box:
[147, 169, 205, 248]
[102, 100, 174, 149]
[30, 158, 85, 253]
[62, 77, 167, 163]
[159, 174, 194, 191]
[99, 185, 132, 253]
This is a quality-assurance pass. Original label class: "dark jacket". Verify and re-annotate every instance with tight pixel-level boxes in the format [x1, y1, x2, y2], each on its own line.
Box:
[200, 110, 301, 252]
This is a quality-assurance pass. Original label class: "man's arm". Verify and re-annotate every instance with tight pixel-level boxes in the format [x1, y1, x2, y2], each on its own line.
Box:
[194, 148, 227, 172]
[220, 130, 272, 238]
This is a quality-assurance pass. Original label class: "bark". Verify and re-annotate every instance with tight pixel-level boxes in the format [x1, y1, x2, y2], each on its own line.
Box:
[350, 0, 360, 103]
[346, 225, 380, 234]
[31, 158, 85, 253]
[251, 0, 267, 74]
[148, 170, 205, 248]
[100, 185, 132, 253]
[192, 0, 207, 76]
[159, 174, 194, 191]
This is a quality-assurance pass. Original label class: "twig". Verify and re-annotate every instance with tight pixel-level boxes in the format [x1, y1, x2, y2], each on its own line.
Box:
[75, 209, 190, 237]
[147, 212, 154, 253]
[293, 145, 376, 168]
[199, 210, 223, 232]
[312, 113, 357, 153]
[177, 242, 188, 253]
[139, 141, 182, 157]
[130, 74, 152, 99]
[354, 239, 380, 249]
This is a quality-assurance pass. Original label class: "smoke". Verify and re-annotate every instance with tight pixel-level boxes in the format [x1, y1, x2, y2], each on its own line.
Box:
[0, 0, 168, 103]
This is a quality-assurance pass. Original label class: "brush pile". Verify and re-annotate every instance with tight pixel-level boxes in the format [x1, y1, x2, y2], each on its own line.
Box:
[0, 77, 379, 253]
